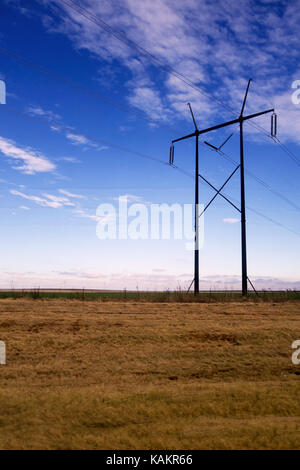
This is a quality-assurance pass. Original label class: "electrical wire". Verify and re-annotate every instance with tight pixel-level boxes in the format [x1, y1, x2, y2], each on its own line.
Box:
[58, 0, 300, 168]
[0, 46, 178, 134]
[0, 104, 169, 166]
[215, 145, 300, 212]
[1, 104, 299, 237]
[1, 8, 299, 235]
[1, 44, 298, 212]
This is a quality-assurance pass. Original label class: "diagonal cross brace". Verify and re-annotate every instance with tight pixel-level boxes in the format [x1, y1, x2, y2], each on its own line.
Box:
[198, 165, 241, 215]
[247, 276, 259, 296]
[186, 277, 194, 293]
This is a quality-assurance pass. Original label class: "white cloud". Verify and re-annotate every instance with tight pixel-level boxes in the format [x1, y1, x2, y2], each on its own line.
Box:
[0, 136, 56, 174]
[59, 156, 80, 163]
[59, 189, 86, 199]
[50, 125, 62, 133]
[10, 189, 74, 209]
[42, 193, 75, 206]
[66, 132, 92, 146]
[65, 132, 108, 151]
[27, 105, 61, 122]
[19, 205, 30, 210]
[128, 86, 170, 122]
[32, 0, 300, 142]
[72, 208, 103, 221]
[223, 218, 239, 224]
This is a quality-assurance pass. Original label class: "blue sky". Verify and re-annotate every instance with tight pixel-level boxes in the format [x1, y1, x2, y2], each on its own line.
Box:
[0, 0, 299, 290]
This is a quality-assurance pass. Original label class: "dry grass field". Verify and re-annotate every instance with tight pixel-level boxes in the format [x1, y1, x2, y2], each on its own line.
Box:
[0, 298, 299, 449]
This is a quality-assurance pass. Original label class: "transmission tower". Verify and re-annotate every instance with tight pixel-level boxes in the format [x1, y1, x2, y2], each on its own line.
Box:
[170, 79, 275, 296]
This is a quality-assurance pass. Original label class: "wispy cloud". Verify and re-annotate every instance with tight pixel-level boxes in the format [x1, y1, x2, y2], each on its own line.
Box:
[66, 132, 94, 146]
[65, 132, 108, 151]
[128, 86, 170, 122]
[27, 105, 62, 122]
[223, 218, 239, 224]
[31, 0, 300, 141]
[26, 103, 108, 154]
[114, 194, 144, 203]
[42, 193, 75, 206]
[10, 189, 74, 208]
[0, 136, 56, 174]
[59, 189, 86, 199]
[72, 208, 104, 221]
[59, 156, 81, 163]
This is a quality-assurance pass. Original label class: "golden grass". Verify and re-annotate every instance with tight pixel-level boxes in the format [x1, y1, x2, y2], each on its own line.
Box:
[0, 299, 299, 449]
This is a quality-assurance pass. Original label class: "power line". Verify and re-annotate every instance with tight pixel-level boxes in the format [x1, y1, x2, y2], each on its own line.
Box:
[196, 125, 300, 212]
[198, 177, 300, 238]
[1, 105, 299, 239]
[0, 36, 298, 237]
[58, 0, 227, 110]
[175, 164, 300, 239]
[176, 156, 300, 237]
[172, 80, 277, 296]
[214, 144, 300, 212]
[57, 0, 300, 169]
[200, 124, 300, 212]
[0, 105, 169, 167]
[245, 205, 300, 238]
[0, 46, 177, 134]
[0, 46, 204, 180]
[272, 136, 300, 167]
[4, 103, 296, 219]
[1, 44, 299, 212]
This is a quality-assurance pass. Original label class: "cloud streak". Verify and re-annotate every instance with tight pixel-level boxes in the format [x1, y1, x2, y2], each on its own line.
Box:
[72, 208, 104, 221]
[223, 218, 239, 224]
[10, 189, 75, 208]
[65, 131, 108, 151]
[0, 136, 56, 174]
[59, 189, 86, 199]
[34, 0, 300, 141]
[27, 105, 62, 122]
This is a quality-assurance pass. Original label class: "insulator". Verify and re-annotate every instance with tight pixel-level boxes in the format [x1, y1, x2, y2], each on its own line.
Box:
[271, 112, 277, 137]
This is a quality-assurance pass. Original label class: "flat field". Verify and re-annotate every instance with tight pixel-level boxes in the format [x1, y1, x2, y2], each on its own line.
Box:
[0, 298, 299, 449]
